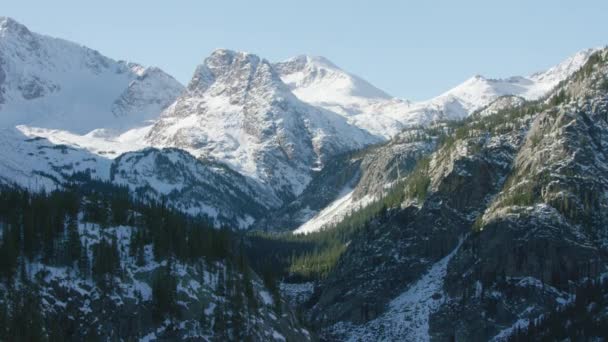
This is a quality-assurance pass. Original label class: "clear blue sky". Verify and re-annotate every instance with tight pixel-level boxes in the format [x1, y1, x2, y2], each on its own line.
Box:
[4, 0, 608, 100]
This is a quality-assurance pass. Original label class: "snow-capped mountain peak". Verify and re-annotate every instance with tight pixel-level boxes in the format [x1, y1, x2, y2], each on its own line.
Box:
[273, 48, 598, 138]
[0, 16, 31, 36]
[0, 17, 184, 134]
[527, 47, 599, 96]
[147, 49, 379, 201]
[275, 54, 392, 100]
[186, 48, 290, 100]
[417, 47, 600, 119]
[273, 54, 412, 138]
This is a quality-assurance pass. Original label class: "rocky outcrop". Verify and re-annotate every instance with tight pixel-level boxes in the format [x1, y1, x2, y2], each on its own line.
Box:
[303, 48, 608, 341]
[111, 148, 279, 229]
[147, 49, 378, 204]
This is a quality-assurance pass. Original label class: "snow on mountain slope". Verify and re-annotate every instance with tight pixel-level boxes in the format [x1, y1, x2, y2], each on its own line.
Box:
[330, 237, 465, 341]
[0, 126, 276, 228]
[147, 49, 379, 201]
[414, 48, 599, 120]
[528, 47, 598, 96]
[0, 127, 112, 191]
[110, 148, 281, 227]
[16, 124, 152, 159]
[274, 55, 392, 106]
[293, 187, 375, 235]
[276, 49, 597, 138]
[0, 17, 184, 134]
[274, 55, 413, 138]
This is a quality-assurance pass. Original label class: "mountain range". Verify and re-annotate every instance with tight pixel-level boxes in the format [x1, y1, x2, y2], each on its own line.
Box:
[0, 16, 595, 228]
[0, 15, 607, 341]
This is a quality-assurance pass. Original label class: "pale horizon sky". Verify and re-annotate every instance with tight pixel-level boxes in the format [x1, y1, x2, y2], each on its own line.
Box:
[4, 0, 608, 101]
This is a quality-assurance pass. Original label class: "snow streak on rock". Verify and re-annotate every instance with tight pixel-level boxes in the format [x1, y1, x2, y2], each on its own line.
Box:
[332, 237, 465, 342]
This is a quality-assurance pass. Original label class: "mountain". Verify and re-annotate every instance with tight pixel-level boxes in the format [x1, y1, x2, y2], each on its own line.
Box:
[0, 125, 283, 228]
[254, 49, 599, 232]
[110, 147, 280, 228]
[298, 48, 608, 341]
[146, 49, 379, 202]
[274, 55, 413, 138]
[255, 127, 437, 233]
[0, 16, 184, 134]
[420, 48, 598, 119]
[275, 49, 597, 139]
[0, 18, 280, 228]
[0, 184, 313, 341]
[1, 14, 607, 342]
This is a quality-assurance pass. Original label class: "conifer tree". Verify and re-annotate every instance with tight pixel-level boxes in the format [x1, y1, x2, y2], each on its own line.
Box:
[66, 217, 82, 266]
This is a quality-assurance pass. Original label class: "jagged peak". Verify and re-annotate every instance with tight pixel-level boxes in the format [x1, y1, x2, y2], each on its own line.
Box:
[0, 16, 33, 39]
[205, 48, 263, 69]
[0, 16, 28, 31]
[187, 48, 285, 94]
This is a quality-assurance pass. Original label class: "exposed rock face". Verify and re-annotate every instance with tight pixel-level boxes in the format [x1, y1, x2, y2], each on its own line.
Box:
[431, 54, 608, 340]
[111, 64, 184, 120]
[303, 48, 608, 341]
[307, 127, 519, 335]
[147, 49, 379, 204]
[0, 127, 280, 229]
[351, 130, 437, 201]
[111, 148, 280, 228]
[252, 151, 364, 231]
[257, 127, 438, 232]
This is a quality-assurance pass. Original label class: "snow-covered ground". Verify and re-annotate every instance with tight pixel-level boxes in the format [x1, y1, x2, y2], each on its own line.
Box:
[330, 237, 465, 341]
[14, 214, 308, 341]
[0, 17, 183, 134]
[293, 188, 375, 234]
[16, 125, 151, 159]
[0, 127, 112, 191]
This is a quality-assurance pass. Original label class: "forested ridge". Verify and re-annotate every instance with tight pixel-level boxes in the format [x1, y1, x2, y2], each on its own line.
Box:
[0, 180, 299, 340]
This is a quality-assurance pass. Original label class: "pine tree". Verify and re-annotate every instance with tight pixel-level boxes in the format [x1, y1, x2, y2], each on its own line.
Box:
[243, 265, 257, 311]
[66, 217, 82, 266]
[79, 241, 90, 278]
[199, 308, 208, 333]
[152, 266, 178, 323]
[0, 226, 19, 281]
[213, 302, 227, 341]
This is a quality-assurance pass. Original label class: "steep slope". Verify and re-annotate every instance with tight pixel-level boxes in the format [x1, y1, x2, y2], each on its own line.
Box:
[111, 148, 281, 228]
[0, 127, 112, 190]
[0, 17, 184, 134]
[300, 48, 608, 341]
[274, 55, 412, 138]
[0, 18, 282, 228]
[431, 49, 608, 341]
[413, 48, 598, 121]
[0, 185, 313, 341]
[147, 49, 379, 202]
[0, 127, 277, 228]
[257, 127, 438, 233]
